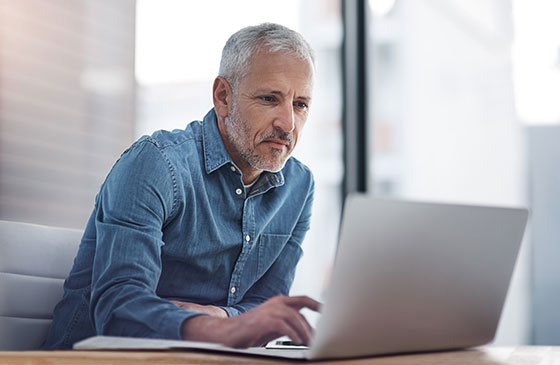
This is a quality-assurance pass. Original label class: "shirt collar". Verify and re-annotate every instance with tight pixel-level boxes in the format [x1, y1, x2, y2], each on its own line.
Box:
[202, 108, 232, 174]
[202, 108, 285, 188]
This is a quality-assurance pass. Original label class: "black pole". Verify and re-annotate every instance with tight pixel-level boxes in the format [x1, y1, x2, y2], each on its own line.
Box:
[342, 0, 369, 197]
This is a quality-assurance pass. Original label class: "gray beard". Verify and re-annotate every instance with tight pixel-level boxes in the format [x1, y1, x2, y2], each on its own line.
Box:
[224, 107, 290, 173]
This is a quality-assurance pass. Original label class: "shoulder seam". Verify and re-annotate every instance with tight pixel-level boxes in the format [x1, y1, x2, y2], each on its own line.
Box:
[139, 138, 179, 220]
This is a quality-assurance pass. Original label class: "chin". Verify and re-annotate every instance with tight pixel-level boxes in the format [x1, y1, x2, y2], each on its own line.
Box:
[265, 160, 288, 173]
[249, 151, 290, 173]
[255, 158, 287, 173]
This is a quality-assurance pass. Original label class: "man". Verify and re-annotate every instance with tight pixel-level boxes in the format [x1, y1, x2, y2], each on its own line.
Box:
[43, 23, 319, 350]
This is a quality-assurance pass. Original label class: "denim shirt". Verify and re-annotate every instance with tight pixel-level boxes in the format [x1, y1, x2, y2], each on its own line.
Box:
[42, 109, 314, 349]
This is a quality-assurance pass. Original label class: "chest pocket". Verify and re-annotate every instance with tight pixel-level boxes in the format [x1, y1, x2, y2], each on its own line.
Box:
[256, 233, 292, 277]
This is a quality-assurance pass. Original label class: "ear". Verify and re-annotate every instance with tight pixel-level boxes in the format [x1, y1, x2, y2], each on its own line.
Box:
[213, 76, 233, 120]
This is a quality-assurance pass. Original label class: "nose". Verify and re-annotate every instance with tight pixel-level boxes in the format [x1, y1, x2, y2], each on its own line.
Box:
[272, 102, 295, 133]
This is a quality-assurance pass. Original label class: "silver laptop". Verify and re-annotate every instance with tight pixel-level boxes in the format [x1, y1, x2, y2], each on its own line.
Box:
[74, 195, 529, 360]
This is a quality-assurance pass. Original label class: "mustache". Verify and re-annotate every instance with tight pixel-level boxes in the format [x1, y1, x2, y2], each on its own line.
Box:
[259, 129, 294, 147]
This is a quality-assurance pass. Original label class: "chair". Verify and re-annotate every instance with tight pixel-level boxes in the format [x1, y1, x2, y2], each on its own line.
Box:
[0, 220, 81, 350]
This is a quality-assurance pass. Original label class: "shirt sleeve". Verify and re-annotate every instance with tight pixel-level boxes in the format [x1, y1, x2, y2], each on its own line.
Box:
[220, 175, 315, 317]
[89, 138, 204, 339]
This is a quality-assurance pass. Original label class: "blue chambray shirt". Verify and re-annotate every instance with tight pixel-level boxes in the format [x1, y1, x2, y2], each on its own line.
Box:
[42, 109, 314, 349]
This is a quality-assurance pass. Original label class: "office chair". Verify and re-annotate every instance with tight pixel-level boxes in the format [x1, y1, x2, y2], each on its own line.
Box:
[0, 220, 81, 350]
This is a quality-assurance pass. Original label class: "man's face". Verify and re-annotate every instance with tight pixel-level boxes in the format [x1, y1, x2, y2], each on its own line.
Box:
[222, 51, 314, 176]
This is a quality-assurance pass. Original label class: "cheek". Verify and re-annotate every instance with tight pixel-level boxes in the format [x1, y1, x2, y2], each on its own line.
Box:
[288, 130, 301, 152]
[251, 128, 267, 146]
[293, 120, 306, 139]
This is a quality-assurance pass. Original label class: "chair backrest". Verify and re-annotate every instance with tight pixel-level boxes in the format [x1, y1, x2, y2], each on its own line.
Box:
[0, 220, 81, 350]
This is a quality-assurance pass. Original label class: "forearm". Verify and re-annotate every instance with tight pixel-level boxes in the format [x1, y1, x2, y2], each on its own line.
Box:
[92, 280, 201, 339]
[170, 299, 263, 318]
[171, 300, 228, 318]
[181, 315, 227, 343]
[218, 298, 265, 317]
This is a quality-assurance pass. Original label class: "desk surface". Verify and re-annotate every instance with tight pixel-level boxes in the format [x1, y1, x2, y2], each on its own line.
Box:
[1, 347, 559, 365]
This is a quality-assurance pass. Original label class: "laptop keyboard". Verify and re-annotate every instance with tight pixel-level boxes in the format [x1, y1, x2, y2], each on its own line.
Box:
[265, 340, 310, 350]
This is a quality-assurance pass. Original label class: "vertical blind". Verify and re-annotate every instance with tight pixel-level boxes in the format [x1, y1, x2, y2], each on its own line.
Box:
[0, 0, 136, 229]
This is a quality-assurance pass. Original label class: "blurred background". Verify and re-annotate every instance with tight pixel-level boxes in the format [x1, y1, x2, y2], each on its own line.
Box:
[0, 0, 558, 346]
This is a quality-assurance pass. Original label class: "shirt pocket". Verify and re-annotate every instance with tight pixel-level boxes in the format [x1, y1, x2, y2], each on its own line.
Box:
[256, 233, 294, 278]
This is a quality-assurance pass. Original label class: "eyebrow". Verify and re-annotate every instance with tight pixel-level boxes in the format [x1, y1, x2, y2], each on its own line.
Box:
[256, 89, 312, 103]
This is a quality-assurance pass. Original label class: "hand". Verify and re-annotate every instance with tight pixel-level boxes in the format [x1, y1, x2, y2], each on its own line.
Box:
[171, 300, 228, 318]
[181, 295, 321, 348]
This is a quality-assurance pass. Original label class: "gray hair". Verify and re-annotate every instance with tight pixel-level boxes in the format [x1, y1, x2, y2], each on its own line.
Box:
[219, 23, 315, 89]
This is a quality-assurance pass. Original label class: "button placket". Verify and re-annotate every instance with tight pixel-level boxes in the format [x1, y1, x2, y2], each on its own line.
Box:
[227, 190, 256, 306]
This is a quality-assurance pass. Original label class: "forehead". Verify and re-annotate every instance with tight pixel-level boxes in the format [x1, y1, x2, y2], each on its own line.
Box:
[239, 51, 315, 95]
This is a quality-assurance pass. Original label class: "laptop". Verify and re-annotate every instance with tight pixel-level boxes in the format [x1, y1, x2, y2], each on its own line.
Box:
[74, 195, 529, 360]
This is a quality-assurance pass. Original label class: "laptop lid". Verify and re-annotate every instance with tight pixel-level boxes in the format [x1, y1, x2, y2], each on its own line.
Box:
[308, 195, 528, 359]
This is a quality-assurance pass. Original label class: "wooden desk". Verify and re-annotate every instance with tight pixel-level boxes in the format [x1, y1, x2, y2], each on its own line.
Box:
[0, 347, 559, 364]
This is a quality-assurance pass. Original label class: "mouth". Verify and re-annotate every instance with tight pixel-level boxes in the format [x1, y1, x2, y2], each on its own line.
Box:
[261, 139, 290, 150]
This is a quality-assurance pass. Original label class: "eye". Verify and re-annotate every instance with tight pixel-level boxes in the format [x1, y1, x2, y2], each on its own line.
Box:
[294, 101, 309, 110]
[259, 95, 277, 103]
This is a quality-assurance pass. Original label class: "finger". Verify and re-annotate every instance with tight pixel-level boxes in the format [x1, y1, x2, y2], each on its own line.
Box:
[228, 297, 317, 348]
[283, 310, 313, 345]
[249, 329, 287, 348]
[297, 311, 314, 339]
[276, 319, 303, 345]
[237, 320, 299, 348]
[283, 296, 322, 312]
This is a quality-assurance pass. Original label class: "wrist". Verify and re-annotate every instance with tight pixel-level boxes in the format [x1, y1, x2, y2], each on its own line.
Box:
[181, 314, 226, 342]
[213, 306, 229, 318]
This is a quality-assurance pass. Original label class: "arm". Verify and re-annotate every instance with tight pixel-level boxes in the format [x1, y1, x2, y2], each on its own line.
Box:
[89, 139, 203, 339]
[170, 301, 228, 318]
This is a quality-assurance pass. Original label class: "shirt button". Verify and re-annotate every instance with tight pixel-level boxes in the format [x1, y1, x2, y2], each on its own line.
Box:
[235, 188, 242, 195]
[230, 166, 236, 172]
[245, 235, 251, 243]
[230, 286, 236, 294]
